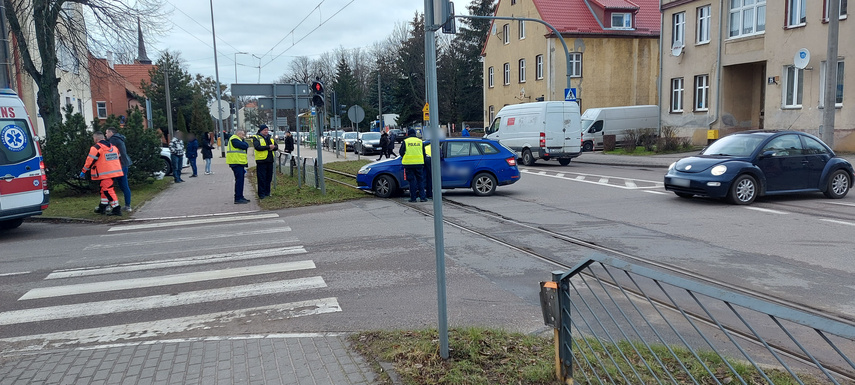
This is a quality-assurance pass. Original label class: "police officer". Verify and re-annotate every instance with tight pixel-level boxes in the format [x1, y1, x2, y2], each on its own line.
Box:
[227, 129, 251, 204]
[80, 132, 125, 216]
[252, 124, 278, 200]
[399, 128, 427, 202]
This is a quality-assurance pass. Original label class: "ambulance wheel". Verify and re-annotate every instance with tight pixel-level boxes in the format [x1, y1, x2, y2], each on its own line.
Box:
[161, 156, 173, 176]
[0, 218, 24, 230]
[521, 149, 535, 166]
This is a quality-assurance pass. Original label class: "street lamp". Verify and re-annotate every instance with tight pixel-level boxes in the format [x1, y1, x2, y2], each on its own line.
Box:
[234, 51, 247, 83]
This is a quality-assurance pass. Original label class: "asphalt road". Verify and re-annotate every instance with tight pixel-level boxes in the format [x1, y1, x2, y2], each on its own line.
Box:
[2, 159, 854, 352]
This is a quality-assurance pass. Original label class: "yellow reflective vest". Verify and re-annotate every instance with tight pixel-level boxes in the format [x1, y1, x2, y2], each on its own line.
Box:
[401, 137, 425, 165]
[254, 135, 276, 161]
[226, 135, 248, 165]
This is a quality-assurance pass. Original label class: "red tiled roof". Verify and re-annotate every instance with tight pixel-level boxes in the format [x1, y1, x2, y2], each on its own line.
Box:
[589, 0, 639, 10]
[114, 63, 155, 91]
[531, 0, 660, 36]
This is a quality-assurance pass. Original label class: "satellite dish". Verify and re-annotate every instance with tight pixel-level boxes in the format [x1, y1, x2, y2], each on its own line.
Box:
[671, 41, 684, 57]
[794, 48, 810, 69]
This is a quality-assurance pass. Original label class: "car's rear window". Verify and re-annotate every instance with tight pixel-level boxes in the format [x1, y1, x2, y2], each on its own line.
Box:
[362, 133, 380, 140]
[476, 142, 500, 155]
[0, 119, 36, 166]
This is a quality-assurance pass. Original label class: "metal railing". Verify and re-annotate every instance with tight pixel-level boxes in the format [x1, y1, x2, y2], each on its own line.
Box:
[544, 255, 855, 384]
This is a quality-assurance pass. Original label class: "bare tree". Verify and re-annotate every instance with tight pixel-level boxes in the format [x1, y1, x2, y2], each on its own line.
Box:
[3, 0, 167, 134]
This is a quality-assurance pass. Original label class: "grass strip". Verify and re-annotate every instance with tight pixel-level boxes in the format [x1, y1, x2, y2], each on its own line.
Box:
[41, 178, 169, 222]
[250, 161, 370, 210]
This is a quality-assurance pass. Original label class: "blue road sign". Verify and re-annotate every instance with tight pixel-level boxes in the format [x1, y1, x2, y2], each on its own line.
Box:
[564, 88, 577, 102]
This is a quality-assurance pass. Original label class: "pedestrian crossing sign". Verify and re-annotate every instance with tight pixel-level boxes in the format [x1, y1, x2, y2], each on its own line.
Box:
[564, 88, 577, 102]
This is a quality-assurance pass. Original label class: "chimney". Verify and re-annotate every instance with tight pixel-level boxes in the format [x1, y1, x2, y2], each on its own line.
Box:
[106, 51, 114, 69]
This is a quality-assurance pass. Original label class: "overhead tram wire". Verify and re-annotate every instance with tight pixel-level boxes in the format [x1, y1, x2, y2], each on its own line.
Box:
[163, 0, 244, 54]
[261, 0, 356, 69]
[259, 0, 326, 59]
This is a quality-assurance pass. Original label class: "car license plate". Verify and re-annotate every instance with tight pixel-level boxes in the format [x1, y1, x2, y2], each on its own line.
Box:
[670, 177, 690, 187]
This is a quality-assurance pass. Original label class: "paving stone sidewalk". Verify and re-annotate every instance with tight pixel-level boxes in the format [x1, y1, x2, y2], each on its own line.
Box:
[0, 335, 376, 385]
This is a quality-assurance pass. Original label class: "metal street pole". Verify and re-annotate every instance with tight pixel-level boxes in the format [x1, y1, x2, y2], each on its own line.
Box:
[425, 0, 448, 360]
[164, 61, 174, 140]
[378, 70, 383, 131]
[294, 86, 302, 188]
[234, 52, 247, 83]
[822, 0, 840, 148]
[210, 0, 226, 158]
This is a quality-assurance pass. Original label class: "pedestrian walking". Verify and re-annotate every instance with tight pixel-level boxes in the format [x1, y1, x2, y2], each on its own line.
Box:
[388, 130, 398, 157]
[251, 124, 278, 200]
[283, 131, 295, 166]
[377, 131, 390, 160]
[80, 132, 125, 216]
[105, 127, 133, 212]
[227, 129, 251, 204]
[399, 128, 427, 202]
[461, 125, 471, 137]
[169, 131, 185, 183]
[186, 133, 199, 177]
[201, 131, 215, 175]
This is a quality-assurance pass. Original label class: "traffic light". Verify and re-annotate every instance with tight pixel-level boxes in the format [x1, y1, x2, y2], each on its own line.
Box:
[340, 105, 347, 116]
[311, 80, 325, 107]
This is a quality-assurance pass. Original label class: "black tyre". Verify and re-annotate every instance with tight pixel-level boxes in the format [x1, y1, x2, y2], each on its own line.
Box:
[373, 174, 397, 198]
[161, 157, 172, 176]
[0, 218, 24, 230]
[558, 158, 572, 166]
[472, 172, 497, 196]
[521, 149, 535, 166]
[823, 169, 851, 199]
[675, 192, 694, 199]
[727, 174, 757, 205]
[582, 141, 594, 152]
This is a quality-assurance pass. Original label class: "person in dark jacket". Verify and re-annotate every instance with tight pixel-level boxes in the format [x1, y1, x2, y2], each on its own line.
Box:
[251, 125, 278, 199]
[399, 128, 427, 202]
[105, 127, 133, 212]
[283, 131, 295, 165]
[227, 130, 250, 204]
[186, 133, 199, 177]
[387, 130, 398, 157]
[377, 132, 390, 160]
[201, 132, 215, 175]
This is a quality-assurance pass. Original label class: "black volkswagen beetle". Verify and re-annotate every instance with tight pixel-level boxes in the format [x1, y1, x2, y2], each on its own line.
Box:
[664, 131, 853, 205]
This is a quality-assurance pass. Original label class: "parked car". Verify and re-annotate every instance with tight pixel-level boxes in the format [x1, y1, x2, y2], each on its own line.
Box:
[581, 105, 659, 151]
[354, 132, 382, 155]
[485, 101, 583, 166]
[357, 138, 520, 198]
[159, 146, 190, 176]
[337, 132, 358, 152]
[388, 128, 405, 143]
[664, 131, 853, 205]
[326, 130, 344, 149]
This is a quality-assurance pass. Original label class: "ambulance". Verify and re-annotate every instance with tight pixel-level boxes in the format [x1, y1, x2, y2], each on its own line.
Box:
[0, 88, 49, 230]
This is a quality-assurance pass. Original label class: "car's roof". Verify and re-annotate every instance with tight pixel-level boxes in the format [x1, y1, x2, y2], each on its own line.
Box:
[731, 130, 805, 136]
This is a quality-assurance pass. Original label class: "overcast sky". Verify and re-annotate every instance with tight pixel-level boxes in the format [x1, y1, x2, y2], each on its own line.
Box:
[147, 0, 429, 86]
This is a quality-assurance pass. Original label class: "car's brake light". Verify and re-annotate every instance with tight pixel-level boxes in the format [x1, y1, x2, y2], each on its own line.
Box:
[539, 132, 546, 148]
[506, 157, 517, 166]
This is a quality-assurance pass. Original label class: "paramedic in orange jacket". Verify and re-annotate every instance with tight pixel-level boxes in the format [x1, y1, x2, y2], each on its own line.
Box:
[80, 132, 125, 216]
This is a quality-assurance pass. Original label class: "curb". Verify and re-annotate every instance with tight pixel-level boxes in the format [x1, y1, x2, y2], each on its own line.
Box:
[573, 159, 671, 169]
[25, 216, 100, 224]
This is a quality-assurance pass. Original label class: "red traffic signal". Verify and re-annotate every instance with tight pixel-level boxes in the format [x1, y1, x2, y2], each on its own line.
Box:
[311, 81, 324, 94]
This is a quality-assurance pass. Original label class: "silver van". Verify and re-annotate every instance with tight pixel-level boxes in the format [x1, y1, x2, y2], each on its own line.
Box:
[485, 101, 582, 166]
[581, 105, 659, 151]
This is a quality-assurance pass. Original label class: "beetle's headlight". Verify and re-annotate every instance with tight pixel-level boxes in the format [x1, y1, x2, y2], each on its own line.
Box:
[668, 162, 676, 170]
[711, 165, 727, 176]
[358, 167, 371, 175]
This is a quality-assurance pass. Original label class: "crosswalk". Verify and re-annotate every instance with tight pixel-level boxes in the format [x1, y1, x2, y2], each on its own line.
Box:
[519, 168, 664, 190]
[0, 212, 340, 351]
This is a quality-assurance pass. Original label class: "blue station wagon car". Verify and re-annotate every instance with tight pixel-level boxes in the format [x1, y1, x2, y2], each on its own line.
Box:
[664, 131, 853, 205]
[357, 138, 520, 197]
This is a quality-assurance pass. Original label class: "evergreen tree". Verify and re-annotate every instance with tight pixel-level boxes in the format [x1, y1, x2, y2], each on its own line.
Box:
[176, 110, 188, 134]
[190, 97, 212, 137]
[393, 14, 427, 127]
[42, 106, 92, 191]
[120, 108, 162, 185]
[140, 51, 196, 133]
[333, 57, 360, 128]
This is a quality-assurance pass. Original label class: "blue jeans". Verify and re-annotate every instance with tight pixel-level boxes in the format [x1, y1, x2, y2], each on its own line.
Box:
[188, 156, 198, 176]
[171, 154, 183, 181]
[231, 165, 246, 200]
[405, 166, 426, 201]
[204, 158, 212, 173]
[114, 166, 131, 207]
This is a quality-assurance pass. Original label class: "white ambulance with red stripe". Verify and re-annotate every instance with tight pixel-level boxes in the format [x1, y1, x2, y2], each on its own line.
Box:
[0, 88, 49, 230]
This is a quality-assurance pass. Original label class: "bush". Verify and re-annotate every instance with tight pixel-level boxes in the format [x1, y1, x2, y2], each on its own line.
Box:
[94, 109, 163, 185]
[622, 129, 638, 153]
[657, 126, 681, 152]
[639, 127, 657, 151]
[41, 105, 94, 192]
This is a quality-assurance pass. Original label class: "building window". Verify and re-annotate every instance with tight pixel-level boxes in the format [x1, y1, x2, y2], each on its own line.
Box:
[519, 20, 526, 39]
[697, 6, 711, 44]
[78, 99, 84, 115]
[671, 78, 684, 112]
[611, 13, 632, 29]
[787, 0, 806, 27]
[820, 61, 845, 107]
[824, 0, 848, 20]
[511, 0, 516, 4]
[672, 12, 685, 47]
[96, 101, 107, 119]
[518, 59, 526, 83]
[783, 65, 804, 108]
[536, 55, 544, 80]
[489, 105, 495, 122]
[729, 0, 766, 37]
[503, 24, 510, 44]
[694, 75, 709, 111]
[488, 66, 494, 88]
[503, 63, 510, 85]
[569, 53, 582, 78]
[65, 96, 72, 109]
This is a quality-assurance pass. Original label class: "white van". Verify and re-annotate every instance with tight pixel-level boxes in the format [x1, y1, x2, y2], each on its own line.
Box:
[485, 101, 582, 166]
[581, 105, 659, 151]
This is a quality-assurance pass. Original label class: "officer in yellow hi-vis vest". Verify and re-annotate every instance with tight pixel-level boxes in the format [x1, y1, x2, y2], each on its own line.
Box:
[227, 129, 251, 204]
[252, 125, 278, 200]
[399, 129, 427, 202]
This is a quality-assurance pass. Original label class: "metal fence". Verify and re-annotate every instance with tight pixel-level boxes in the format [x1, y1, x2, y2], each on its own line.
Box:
[544, 255, 855, 385]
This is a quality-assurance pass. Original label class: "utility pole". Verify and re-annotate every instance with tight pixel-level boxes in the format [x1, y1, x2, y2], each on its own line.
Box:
[209, 0, 226, 158]
[822, 0, 840, 148]
[377, 70, 383, 131]
[164, 61, 174, 140]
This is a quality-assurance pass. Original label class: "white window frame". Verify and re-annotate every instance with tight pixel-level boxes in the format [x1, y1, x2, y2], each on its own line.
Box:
[787, 0, 807, 27]
[569, 53, 582, 78]
[488, 66, 494, 88]
[611, 13, 632, 29]
[519, 20, 526, 39]
[536, 55, 544, 80]
[783, 65, 804, 108]
[824, 0, 848, 20]
[673, 12, 685, 47]
[697, 6, 711, 44]
[489, 105, 495, 122]
[503, 24, 510, 44]
[694, 75, 709, 112]
[96, 101, 108, 119]
[518, 59, 526, 83]
[503, 62, 510, 85]
[729, 0, 766, 38]
[671, 78, 684, 113]
[820, 60, 845, 108]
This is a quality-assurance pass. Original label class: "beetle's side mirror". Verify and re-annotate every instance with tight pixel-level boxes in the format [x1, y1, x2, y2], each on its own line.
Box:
[759, 150, 776, 158]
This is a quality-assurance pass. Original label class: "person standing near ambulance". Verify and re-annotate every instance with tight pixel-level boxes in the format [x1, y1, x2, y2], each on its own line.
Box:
[80, 132, 124, 216]
[105, 127, 132, 212]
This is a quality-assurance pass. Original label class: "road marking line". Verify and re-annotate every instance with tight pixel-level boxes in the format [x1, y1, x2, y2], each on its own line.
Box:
[643, 190, 668, 195]
[99, 220, 288, 239]
[521, 169, 658, 190]
[0, 297, 342, 350]
[48, 246, 308, 279]
[120, 210, 261, 222]
[598, 178, 609, 184]
[823, 201, 855, 208]
[0, 271, 30, 277]
[821, 219, 855, 227]
[575, 175, 585, 180]
[20, 260, 316, 300]
[744, 207, 789, 215]
[90, 226, 292, 248]
[2, 277, 327, 325]
[107, 213, 280, 232]
[625, 180, 637, 188]
[537, 171, 546, 175]
[556, 173, 565, 178]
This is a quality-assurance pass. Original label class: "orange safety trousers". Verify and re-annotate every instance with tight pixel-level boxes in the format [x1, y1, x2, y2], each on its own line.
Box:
[99, 179, 119, 208]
